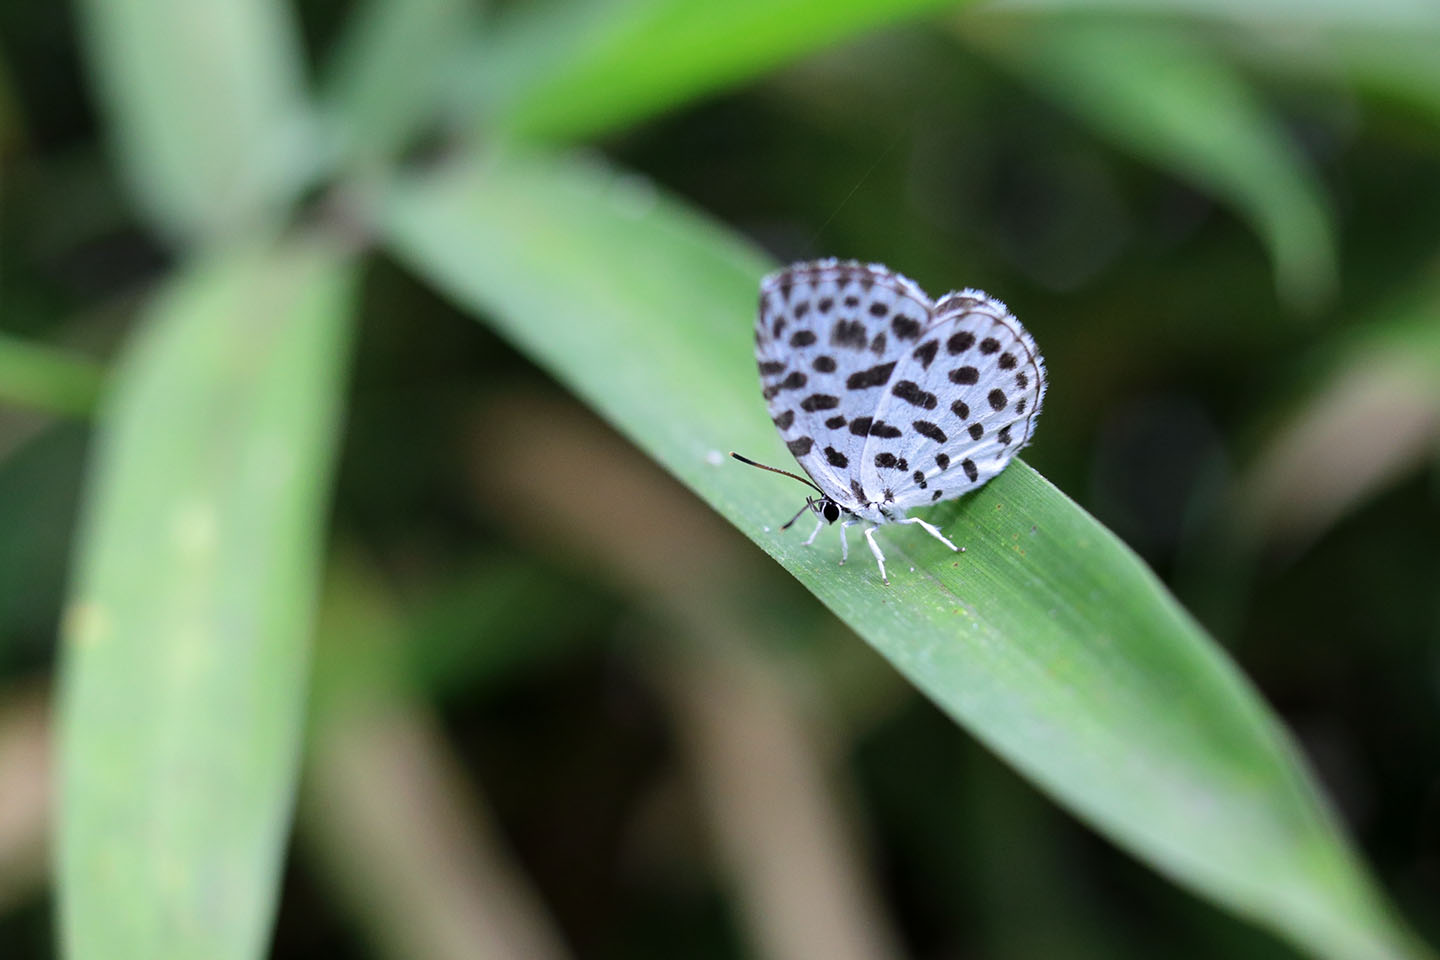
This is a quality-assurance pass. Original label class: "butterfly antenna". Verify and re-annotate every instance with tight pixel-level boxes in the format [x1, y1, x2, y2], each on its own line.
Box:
[730, 452, 824, 494]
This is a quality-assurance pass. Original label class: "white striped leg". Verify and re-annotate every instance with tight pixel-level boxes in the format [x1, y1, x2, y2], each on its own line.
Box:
[838, 519, 857, 565]
[801, 518, 824, 547]
[863, 526, 889, 584]
[897, 516, 959, 551]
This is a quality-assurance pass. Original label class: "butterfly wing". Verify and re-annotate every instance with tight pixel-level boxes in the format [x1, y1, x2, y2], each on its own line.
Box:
[756, 260, 935, 507]
[858, 289, 1046, 508]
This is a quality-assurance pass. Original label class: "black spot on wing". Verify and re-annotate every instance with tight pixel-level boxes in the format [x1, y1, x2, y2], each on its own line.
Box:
[788, 436, 814, 456]
[891, 315, 922, 340]
[868, 301, 888, 317]
[988, 389, 1007, 411]
[951, 400, 969, 420]
[949, 366, 978, 385]
[1016, 398, 1027, 414]
[947, 331, 974, 354]
[968, 423, 983, 441]
[999, 352, 1017, 370]
[913, 420, 946, 443]
[997, 425, 1013, 445]
[778, 371, 807, 391]
[935, 453, 950, 469]
[789, 330, 817, 348]
[800, 393, 839, 412]
[824, 415, 846, 429]
[891, 380, 937, 410]
[759, 361, 785, 375]
[848, 417, 872, 437]
[875, 452, 897, 468]
[869, 421, 902, 439]
[773, 410, 794, 430]
[825, 446, 848, 468]
[869, 331, 887, 355]
[962, 459, 978, 482]
[979, 337, 1000, 354]
[851, 478, 867, 503]
[845, 361, 896, 390]
[912, 340, 938, 369]
[813, 355, 837, 373]
[831, 319, 867, 349]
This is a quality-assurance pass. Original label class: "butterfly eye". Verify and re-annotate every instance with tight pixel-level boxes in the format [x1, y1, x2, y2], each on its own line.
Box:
[823, 501, 841, 524]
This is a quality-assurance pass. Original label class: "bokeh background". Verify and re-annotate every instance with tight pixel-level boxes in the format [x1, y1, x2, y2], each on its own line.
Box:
[2, 1, 1439, 959]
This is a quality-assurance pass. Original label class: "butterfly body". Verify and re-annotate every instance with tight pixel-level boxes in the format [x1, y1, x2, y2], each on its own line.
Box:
[743, 259, 1047, 582]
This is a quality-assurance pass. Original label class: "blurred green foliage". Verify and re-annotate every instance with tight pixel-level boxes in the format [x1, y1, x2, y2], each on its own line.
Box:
[0, 1, 1438, 960]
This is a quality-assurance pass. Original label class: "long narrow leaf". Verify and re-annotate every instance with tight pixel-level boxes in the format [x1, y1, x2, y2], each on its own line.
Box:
[382, 150, 1428, 960]
[966, 17, 1336, 312]
[76, 0, 314, 241]
[57, 238, 356, 960]
[473, 0, 974, 142]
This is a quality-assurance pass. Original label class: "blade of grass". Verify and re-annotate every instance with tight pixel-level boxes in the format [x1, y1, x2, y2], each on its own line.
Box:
[964, 16, 1336, 313]
[470, 0, 977, 142]
[321, 0, 478, 169]
[56, 237, 356, 960]
[985, 0, 1440, 30]
[0, 334, 105, 418]
[382, 149, 1430, 960]
[76, 0, 314, 242]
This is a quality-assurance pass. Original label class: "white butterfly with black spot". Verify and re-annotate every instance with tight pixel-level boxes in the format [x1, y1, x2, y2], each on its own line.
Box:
[734, 259, 1046, 583]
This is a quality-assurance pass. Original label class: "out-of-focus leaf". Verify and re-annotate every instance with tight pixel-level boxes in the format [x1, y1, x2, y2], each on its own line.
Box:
[321, 0, 478, 167]
[56, 237, 356, 960]
[1240, 31, 1440, 133]
[986, 0, 1440, 31]
[966, 17, 1336, 313]
[0, 334, 105, 418]
[76, 0, 314, 242]
[471, 0, 976, 142]
[381, 149, 1430, 960]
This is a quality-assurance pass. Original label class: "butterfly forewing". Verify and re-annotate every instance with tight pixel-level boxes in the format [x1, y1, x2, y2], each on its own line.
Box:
[756, 261, 934, 507]
[860, 290, 1046, 507]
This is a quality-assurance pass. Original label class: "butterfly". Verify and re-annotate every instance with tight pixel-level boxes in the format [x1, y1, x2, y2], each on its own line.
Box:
[733, 259, 1046, 583]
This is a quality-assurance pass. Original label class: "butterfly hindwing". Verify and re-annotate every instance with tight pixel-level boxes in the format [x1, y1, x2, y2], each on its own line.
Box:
[859, 290, 1046, 508]
[756, 260, 934, 508]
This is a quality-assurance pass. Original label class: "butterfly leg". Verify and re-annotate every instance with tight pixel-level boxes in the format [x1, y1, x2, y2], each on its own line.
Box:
[838, 519, 857, 565]
[863, 526, 889, 584]
[801, 518, 824, 547]
[897, 516, 959, 551]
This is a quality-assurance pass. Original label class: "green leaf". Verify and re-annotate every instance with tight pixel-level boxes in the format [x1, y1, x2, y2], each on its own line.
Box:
[0, 334, 105, 418]
[321, 0, 479, 168]
[473, 0, 975, 142]
[382, 150, 1430, 960]
[985, 0, 1440, 31]
[76, 0, 314, 242]
[56, 238, 356, 960]
[966, 16, 1337, 313]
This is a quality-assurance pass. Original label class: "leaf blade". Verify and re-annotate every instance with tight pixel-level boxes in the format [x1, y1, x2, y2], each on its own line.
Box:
[474, 0, 975, 142]
[76, 0, 314, 241]
[967, 17, 1337, 312]
[381, 150, 1429, 960]
[56, 238, 356, 960]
